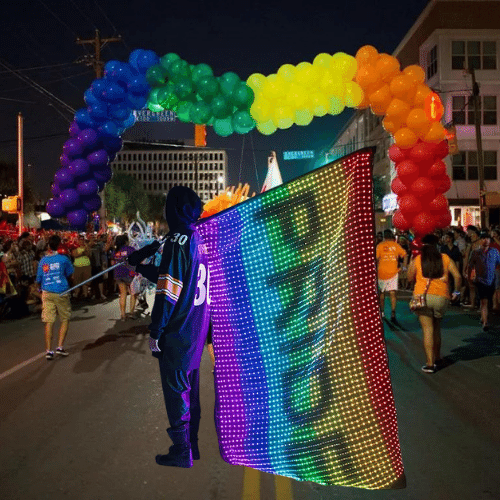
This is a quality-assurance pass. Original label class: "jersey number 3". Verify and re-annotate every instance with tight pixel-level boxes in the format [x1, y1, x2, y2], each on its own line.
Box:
[194, 263, 211, 306]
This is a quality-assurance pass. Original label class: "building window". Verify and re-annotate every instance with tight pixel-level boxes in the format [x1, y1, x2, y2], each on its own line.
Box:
[452, 95, 497, 125]
[452, 40, 497, 70]
[427, 45, 438, 79]
[452, 151, 498, 181]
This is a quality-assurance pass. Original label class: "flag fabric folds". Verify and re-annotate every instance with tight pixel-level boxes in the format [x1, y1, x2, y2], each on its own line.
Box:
[196, 148, 406, 489]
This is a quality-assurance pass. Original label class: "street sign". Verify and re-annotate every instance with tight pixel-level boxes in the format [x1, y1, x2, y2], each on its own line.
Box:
[283, 150, 315, 160]
[133, 110, 177, 122]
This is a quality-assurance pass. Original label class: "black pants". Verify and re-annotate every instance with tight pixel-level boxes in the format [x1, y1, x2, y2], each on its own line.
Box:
[158, 364, 200, 445]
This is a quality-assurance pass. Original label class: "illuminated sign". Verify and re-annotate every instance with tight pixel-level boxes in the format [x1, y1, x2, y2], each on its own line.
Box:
[283, 150, 315, 160]
[132, 110, 176, 122]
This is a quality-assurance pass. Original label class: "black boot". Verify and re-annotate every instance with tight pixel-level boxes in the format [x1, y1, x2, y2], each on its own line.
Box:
[156, 428, 193, 468]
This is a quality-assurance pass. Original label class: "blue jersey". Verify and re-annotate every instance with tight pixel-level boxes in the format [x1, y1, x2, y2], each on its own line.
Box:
[36, 253, 74, 293]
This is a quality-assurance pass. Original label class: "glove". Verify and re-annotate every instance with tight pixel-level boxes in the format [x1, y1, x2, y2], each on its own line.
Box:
[128, 240, 161, 266]
[149, 337, 161, 352]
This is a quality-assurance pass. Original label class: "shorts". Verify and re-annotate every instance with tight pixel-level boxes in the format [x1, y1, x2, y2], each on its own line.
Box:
[475, 282, 495, 302]
[41, 291, 71, 323]
[413, 294, 449, 319]
[378, 274, 399, 292]
[73, 265, 91, 285]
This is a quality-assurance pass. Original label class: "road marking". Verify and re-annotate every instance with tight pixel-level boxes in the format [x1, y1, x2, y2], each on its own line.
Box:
[242, 466, 261, 500]
[274, 475, 293, 500]
[0, 352, 45, 381]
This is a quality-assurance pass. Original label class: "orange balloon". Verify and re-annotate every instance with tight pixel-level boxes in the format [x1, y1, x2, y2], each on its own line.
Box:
[375, 54, 401, 83]
[403, 65, 426, 85]
[355, 65, 382, 90]
[369, 84, 392, 115]
[356, 93, 371, 109]
[389, 74, 418, 102]
[355, 45, 379, 67]
[386, 98, 411, 121]
[413, 84, 432, 108]
[423, 122, 446, 143]
[382, 116, 402, 135]
[406, 108, 432, 137]
[394, 128, 418, 149]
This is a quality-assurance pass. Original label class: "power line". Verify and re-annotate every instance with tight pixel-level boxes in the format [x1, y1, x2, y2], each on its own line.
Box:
[0, 62, 77, 74]
[0, 69, 92, 94]
[92, 0, 131, 52]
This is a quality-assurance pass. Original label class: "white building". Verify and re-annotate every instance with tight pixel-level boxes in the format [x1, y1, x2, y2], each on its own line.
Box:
[111, 141, 227, 203]
[325, 0, 500, 230]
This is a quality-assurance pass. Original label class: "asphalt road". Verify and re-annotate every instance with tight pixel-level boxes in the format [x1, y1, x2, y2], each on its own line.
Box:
[0, 291, 499, 500]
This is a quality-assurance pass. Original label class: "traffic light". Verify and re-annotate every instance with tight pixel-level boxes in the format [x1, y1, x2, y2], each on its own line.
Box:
[1, 196, 20, 214]
[194, 124, 207, 147]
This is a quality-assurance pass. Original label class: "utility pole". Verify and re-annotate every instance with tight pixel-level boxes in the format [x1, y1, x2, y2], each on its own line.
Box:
[76, 29, 122, 229]
[18, 112, 24, 236]
[470, 68, 487, 228]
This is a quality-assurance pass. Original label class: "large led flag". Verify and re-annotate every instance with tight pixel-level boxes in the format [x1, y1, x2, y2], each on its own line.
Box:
[196, 148, 406, 489]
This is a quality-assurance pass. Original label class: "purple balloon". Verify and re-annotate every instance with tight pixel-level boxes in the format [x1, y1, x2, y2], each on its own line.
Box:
[69, 122, 81, 137]
[46, 197, 66, 218]
[60, 153, 71, 167]
[101, 135, 122, 154]
[51, 183, 61, 197]
[67, 209, 89, 227]
[78, 129, 99, 150]
[76, 179, 99, 197]
[93, 167, 113, 183]
[82, 195, 102, 212]
[54, 168, 75, 189]
[63, 138, 84, 158]
[60, 188, 80, 208]
[68, 159, 90, 178]
[87, 149, 109, 168]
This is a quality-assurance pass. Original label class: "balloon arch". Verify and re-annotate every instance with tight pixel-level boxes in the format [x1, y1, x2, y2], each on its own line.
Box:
[47, 45, 451, 236]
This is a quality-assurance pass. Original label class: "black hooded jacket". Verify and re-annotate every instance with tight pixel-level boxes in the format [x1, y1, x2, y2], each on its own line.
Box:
[145, 186, 211, 370]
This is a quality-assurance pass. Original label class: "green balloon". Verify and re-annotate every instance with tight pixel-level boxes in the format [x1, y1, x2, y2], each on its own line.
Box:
[174, 78, 194, 101]
[191, 63, 214, 85]
[148, 87, 161, 105]
[176, 101, 193, 123]
[147, 101, 164, 112]
[232, 110, 256, 134]
[168, 59, 191, 83]
[211, 95, 231, 119]
[157, 86, 179, 110]
[213, 117, 234, 137]
[189, 101, 212, 125]
[146, 64, 168, 87]
[231, 83, 255, 110]
[218, 72, 241, 97]
[160, 53, 180, 70]
[197, 76, 220, 102]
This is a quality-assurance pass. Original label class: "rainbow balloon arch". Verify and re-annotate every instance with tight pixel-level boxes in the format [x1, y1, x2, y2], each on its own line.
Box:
[46, 45, 451, 238]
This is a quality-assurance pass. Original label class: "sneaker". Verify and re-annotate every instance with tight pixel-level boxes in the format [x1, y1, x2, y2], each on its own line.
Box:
[421, 364, 436, 374]
[56, 347, 69, 356]
[46, 350, 54, 360]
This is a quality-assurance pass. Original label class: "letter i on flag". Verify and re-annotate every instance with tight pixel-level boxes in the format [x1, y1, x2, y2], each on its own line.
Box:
[261, 151, 283, 192]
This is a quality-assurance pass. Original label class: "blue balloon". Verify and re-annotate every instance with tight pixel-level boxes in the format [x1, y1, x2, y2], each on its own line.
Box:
[105, 61, 133, 85]
[127, 94, 147, 110]
[60, 188, 80, 208]
[127, 76, 149, 96]
[101, 135, 122, 154]
[121, 113, 136, 129]
[84, 88, 99, 106]
[101, 83, 126, 103]
[88, 102, 109, 122]
[134, 50, 160, 74]
[74, 108, 95, 129]
[46, 197, 66, 218]
[82, 195, 102, 212]
[109, 103, 131, 121]
[98, 121, 120, 137]
[91, 79, 108, 100]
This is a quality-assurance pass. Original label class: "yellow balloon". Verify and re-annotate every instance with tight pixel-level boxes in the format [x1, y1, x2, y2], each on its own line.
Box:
[295, 109, 314, 126]
[328, 96, 345, 115]
[295, 62, 320, 88]
[262, 74, 288, 101]
[330, 52, 357, 80]
[277, 64, 296, 82]
[286, 83, 309, 109]
[344, 82, 364, 107]
[309, 92, 329, 117]
[319, 71, 345, 99]
[273, 105, 294, 129]
[246, 73, 266, 92]
[313, 53, 332, 69]
[250, 97, 272, 123]
[256, 119, 277, 136]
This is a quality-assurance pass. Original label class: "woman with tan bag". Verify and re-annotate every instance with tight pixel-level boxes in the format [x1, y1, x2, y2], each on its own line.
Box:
[407, 234, 462, 374]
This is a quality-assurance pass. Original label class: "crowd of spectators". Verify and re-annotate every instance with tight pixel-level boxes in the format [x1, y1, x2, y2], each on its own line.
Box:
[0, 227, 147, 320]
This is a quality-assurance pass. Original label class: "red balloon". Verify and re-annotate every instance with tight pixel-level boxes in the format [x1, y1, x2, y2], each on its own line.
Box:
[433, 174, 452, 194]
[388, 144, 407, 163]
[392, 209, 412, 231]
[391, 177, 408, 196]
[434, 211, 452, 229]
[434, 140, 449, 160]
[412, 211, 436, 236]
[410, 236, 423, 257]
[410, 142, 435, 164]
[429, 194, 449, 215]
[397, 160, 420, 186]
[428, 160, 447, 178]
[411, 177, 435, 202]
[398, 193, 422, 216]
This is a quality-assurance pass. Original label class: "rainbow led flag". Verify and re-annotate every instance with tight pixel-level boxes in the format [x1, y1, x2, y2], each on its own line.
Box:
[196, 148, 406, 489]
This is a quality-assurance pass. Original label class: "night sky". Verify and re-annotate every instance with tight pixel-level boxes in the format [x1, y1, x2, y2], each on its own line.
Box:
[0, 0, 430, 200]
